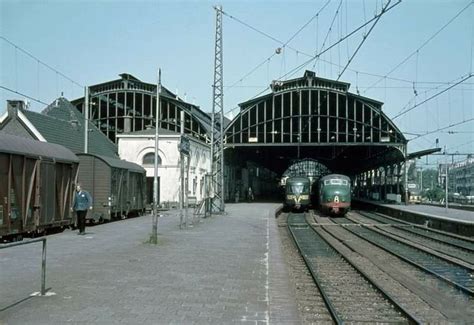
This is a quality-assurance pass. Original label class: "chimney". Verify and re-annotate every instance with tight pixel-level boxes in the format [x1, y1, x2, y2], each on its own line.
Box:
[6, 100, 26, 118]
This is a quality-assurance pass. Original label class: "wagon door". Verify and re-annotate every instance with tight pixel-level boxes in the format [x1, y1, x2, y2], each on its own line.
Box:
[55, 162, 74, 224]
[0, 153, 9, 237]
[39, 161, 56, 227]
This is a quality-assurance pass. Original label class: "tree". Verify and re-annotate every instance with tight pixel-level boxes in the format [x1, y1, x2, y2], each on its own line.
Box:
[425, 186, 445, 202]
[421, 169, 439, 191]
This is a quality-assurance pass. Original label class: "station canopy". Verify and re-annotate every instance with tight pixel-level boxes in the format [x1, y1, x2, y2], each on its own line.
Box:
[224, 71, 408, 176]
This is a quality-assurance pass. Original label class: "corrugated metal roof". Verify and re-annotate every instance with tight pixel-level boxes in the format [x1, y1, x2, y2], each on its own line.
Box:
[76, 153, 144, 173]
[0, 132, 79, 163]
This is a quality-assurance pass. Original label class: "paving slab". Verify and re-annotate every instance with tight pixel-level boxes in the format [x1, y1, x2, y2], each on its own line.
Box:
[0, 203, 299, 324]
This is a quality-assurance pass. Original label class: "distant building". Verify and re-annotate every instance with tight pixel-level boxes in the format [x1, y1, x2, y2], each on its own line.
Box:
[0, 98, 117, 157]
[117, 128, 210, 205]
[447, 157, 474, 196]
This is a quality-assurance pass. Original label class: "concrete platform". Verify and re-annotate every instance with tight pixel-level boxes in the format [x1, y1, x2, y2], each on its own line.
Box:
[1, 203, 299, 324]
[354, 199, 474, 236]
[384, 203, 474, 223]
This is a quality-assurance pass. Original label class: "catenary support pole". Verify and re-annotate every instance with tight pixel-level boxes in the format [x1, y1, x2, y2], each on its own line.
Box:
[84, 87, 89, 153]
[180, 110, 185, 229]
[152, 68, 161, 244]
[445, 156, 449, 211]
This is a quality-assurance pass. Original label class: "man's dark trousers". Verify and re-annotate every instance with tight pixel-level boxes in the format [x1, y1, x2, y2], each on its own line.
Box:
[77, 210, 87, 233]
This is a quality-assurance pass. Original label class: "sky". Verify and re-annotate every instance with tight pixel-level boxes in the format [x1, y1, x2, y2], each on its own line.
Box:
[1, 0, 473, 168]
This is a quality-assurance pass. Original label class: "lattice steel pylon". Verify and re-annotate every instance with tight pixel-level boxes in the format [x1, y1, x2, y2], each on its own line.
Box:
[210, 5, 225, 213]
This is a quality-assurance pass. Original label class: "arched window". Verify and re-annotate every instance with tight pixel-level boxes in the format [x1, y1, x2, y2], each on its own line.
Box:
[143, 152, 162, 166]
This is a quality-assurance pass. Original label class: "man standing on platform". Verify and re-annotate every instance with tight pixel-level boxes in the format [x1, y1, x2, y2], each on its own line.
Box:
[73, 184, 93, 235]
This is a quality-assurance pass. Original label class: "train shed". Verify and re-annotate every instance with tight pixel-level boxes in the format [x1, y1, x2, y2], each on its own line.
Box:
[223, 70, 435, 202]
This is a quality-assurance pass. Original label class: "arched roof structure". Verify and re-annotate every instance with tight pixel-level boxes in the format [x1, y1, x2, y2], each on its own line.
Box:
[224, 71, 407, 175]
[72, 73, 214, 144]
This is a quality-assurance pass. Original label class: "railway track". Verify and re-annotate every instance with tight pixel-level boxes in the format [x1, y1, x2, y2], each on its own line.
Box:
[332, 215, 474, 296]
[287, 212, 419, 324]
[355, 210, 474, 251]
[351, 210, 474, 265]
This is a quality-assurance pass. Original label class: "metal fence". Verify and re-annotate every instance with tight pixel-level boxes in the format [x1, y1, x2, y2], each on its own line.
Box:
[0, 238, 48, 296]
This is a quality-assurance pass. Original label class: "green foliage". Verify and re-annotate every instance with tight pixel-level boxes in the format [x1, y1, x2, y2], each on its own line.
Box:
[421, 169, 438, 190]
[424, 186, 445, 202]
[416, 168, 443, 201]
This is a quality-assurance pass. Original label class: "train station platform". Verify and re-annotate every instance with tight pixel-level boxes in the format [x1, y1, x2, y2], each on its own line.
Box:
[1, 203, 299, 324]
[354, 199, 474, 236]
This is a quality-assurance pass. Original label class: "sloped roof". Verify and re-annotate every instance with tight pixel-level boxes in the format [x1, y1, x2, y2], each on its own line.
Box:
[42, 97, 85, 122]
[0, 133, 79, 163]
[26, 98, 118, 157]
[76, 153, 144, 173]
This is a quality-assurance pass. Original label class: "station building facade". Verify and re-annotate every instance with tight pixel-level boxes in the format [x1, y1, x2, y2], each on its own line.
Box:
[117, 128, 210, 206]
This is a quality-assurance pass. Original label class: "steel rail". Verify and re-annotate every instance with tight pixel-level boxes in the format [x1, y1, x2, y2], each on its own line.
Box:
[287, 213, 419, 324]
[353, 211, 474, 264]
[347, 213, 474, 266]
[287, 213, 342, 324]
[332, 218, 474, 296]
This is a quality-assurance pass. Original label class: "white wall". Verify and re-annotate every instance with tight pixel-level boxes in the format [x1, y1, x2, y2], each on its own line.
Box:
[117, 134, 210, 204]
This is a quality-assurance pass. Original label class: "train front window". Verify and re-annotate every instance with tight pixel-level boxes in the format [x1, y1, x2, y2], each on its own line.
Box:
[324, 179, 350, 186]
[289, 184, 308, 194]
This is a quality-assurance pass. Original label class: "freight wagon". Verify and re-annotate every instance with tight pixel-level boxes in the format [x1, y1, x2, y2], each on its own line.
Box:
[76, 153, 146, 223]
[0, 133, 79, 242]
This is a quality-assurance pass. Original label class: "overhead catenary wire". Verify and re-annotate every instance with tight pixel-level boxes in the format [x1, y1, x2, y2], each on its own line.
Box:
[392, 73, 473, 120]
[337, 0, 393, 80]
[312, 0, 343, 70]
[363, 0, 473, 94]
[447, 139, 474, 151]
[223, 0, 332, 90]
[408, 116, 474, 141]
[403, 129, 474, 137]
[471, 2, 474, 74]
[1, 36, 84, 89]
[396, 73, 473, 116]
[224, 1, 401, 115]
[0, 85, 49, 106]
[278, 0, 401, 82]
[223, 2, 459, 93]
